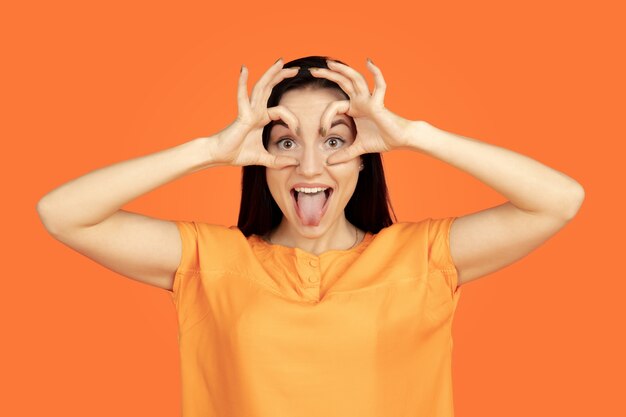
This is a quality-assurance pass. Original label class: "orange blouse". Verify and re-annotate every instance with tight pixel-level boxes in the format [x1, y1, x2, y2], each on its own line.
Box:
[168, 217, 462, 417]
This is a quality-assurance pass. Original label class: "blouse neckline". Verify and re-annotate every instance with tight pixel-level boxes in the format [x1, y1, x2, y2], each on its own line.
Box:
[248, 231, 375, 258]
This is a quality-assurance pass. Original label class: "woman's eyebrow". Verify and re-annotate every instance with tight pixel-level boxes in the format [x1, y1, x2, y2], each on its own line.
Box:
[318, 119, 351, 136]
[270, 120, 290, 129]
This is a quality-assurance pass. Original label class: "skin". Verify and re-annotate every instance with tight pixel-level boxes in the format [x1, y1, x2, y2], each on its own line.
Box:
[263, 87, 365, 256]
[257, 57, 584, 286]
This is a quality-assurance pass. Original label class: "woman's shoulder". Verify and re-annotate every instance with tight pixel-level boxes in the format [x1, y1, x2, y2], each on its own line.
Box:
[376, 219, 430, 236]
[373, 217, 456, 247]
[174, 220, 248, 246]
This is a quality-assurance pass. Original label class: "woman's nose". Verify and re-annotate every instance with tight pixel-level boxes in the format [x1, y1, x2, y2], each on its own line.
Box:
[295, 147, 326, 176]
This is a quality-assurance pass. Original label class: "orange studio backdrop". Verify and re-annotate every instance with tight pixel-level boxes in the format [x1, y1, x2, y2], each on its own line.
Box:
[1, 0, 623, 416]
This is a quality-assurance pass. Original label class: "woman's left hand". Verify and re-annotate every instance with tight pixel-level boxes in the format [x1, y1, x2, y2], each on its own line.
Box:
[310, 58, 417, 165]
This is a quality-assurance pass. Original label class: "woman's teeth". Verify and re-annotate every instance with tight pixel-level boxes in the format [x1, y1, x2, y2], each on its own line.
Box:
[292, 187, 332, 202]
[294, 187, 329, 194]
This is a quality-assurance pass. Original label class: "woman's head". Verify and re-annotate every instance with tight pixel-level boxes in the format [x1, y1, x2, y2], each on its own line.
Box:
[237, 56, 397, 237]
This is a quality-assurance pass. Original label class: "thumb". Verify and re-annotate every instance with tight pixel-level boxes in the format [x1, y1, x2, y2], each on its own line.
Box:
[326, 145, 358, 166]
[272, 155, 299, 169]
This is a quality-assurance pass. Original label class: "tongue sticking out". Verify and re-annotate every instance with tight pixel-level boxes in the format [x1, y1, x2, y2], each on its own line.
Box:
[295, 191, 328, 226]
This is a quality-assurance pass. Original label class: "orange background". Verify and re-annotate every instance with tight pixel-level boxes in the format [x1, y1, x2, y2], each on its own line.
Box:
[2, 0, 623, 416]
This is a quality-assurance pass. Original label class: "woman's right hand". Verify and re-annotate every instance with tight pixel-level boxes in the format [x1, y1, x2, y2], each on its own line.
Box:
[208, 59, 301, 168]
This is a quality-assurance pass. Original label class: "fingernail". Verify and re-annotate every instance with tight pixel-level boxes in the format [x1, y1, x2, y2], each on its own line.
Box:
[367, 57, 374, 65]
[309, 67, 319, 72]
[275, 57, 283, 64]
[240, 64, 244, 73]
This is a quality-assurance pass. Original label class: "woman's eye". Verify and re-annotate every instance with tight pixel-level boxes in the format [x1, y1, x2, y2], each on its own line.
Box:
[327, 137, 345, 148]
[276, 137, 344, 150]
[276, 139, 294, 150]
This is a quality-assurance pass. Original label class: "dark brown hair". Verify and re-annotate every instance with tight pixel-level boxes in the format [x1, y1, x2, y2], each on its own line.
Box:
[237, 55, 397, 237]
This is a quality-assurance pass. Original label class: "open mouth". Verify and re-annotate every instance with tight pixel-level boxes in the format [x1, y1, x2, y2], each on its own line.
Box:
[291, 188, 332, 202]
[290, 188, 334, 226]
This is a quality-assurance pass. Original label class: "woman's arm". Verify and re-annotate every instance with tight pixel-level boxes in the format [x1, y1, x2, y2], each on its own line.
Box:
[408, 121, 585, 287]
[308, 59, 585, 287]
[409, 121, 585, 219]
[36, 137, 217, 233]
[34, 61, 301, 291]
[35, 137, 224, 290]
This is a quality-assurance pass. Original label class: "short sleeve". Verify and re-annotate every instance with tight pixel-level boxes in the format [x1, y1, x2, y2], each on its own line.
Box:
[427, 217, 457, 271]
[174, 220, 200, 275]
[167, 219, 247, 299]
[171, 220, 245, 280]
[166, 221, 200, 304]
[168, 221, 246, 333]
[427, 217, 460, 297]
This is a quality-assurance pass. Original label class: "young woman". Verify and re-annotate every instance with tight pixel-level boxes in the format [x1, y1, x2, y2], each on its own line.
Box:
[37, 55, 584, 417]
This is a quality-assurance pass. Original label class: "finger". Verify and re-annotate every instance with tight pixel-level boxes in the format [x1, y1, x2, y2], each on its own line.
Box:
[260, 152, 299, 169]
[326, 141, 364, 166]
[251, 67, 299, 109]
[237, 65, 250, 115]
[366, 59, 387, 104]
[319, 100, 350, 138]
[250, 58, 288, 104]
[309, 68, 356, 97]
[267, 105, 301, 137]
[326, 59, 370, 96]
[257, 67, 300, 108]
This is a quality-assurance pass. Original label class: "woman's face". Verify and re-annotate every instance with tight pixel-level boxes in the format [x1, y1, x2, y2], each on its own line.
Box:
[266, 87, 362, 233]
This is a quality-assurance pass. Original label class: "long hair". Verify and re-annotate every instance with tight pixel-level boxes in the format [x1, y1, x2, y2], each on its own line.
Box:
[237, 55, 398, 237]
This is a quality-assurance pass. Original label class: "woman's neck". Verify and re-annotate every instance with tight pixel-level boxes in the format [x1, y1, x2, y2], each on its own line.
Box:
[264, 218, 363, 254]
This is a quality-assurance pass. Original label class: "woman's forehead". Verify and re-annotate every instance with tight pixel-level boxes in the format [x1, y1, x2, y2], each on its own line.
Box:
[269, 115, 354, 138]
[270, 115, 351, 129]
[282, 86, 345, 100]
[279, 88, 345, 110]
[270, 89, 355, 134]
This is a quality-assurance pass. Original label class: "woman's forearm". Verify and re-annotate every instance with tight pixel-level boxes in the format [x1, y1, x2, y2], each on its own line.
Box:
[408, 121, 585, 219]
[37, 137, 218, 233]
